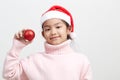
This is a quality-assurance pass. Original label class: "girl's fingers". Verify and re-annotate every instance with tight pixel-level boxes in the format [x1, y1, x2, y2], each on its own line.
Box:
[19, 30, 23, 38]
[15, 32, 19, 39]
[15, 30, 24, 39]
[14, 29, 32, 45]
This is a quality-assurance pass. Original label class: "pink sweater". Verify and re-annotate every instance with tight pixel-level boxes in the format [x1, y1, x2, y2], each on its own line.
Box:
[3, 39, 92, 80]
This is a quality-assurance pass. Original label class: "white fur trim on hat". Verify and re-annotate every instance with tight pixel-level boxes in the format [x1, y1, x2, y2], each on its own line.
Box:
[40, 11, 71, 25]
[70, 32, 77, 39]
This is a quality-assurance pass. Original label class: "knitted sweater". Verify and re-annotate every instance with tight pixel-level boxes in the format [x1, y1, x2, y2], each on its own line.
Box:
[3, 39, 92, 80]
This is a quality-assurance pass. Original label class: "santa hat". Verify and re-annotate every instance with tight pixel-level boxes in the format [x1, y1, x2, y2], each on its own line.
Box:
[40, 5, 76, 39]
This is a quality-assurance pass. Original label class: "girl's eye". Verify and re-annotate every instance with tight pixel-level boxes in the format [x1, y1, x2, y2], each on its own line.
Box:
[44, 28, 50, 31]
[56, 26, 61, 29]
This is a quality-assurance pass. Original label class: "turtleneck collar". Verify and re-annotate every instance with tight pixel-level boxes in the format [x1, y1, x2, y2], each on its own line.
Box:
[44, 40, 74, 55]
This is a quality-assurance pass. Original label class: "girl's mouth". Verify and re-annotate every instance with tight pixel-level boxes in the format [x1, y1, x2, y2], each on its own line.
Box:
[50, 36, 60, 40]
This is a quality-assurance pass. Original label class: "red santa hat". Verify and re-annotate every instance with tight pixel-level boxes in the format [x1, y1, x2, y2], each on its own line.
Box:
[40, 5, 76, 39]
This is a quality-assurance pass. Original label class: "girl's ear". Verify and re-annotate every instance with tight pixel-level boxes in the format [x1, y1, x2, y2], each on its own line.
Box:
[67, 26, 72, 34]
[42, 31, 44, 37]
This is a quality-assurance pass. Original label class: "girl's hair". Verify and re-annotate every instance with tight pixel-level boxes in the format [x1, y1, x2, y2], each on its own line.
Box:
[61, 20, 72, 40]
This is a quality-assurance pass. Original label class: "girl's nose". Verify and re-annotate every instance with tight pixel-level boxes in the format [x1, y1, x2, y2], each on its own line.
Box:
[51, 28, 57, 35]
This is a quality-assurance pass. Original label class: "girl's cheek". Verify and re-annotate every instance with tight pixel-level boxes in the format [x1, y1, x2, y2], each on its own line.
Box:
[44, 33, 50, 38]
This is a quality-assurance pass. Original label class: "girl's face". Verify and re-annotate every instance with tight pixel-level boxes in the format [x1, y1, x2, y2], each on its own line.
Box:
[42, 18, 71, 45]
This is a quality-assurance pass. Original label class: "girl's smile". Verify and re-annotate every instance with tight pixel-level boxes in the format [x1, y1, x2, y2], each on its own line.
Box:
[50, 36, 60, 40]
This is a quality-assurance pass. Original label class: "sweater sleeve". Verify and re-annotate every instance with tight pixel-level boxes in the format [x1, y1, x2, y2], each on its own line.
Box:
[2, 39, 29, 80]
[80, 56, 93, 80]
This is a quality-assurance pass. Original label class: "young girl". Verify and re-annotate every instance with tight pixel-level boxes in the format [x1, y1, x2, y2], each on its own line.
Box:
[3, 5, 92, 80]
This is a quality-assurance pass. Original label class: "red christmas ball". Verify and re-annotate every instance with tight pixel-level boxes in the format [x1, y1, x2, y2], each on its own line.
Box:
[23, 29, 35, 41]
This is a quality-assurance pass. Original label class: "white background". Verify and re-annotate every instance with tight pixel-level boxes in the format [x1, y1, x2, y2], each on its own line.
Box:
[0, 0, 120, 80]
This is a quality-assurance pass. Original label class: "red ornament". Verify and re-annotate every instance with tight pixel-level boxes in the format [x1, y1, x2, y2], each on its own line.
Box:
[23, 29, 35, 41]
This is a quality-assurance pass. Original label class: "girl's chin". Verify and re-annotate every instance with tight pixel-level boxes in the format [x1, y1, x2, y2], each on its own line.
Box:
[49, 42, 61, 45]
[49, 40, 67, 45]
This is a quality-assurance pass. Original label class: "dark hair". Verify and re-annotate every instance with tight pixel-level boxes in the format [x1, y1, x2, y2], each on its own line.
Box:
[61, 20, 72, 40]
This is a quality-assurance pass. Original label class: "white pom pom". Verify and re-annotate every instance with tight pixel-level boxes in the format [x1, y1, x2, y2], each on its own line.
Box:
[70, 32, 77, 39]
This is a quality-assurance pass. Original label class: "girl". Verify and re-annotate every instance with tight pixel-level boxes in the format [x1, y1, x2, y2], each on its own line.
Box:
[3, 5, 92, 80]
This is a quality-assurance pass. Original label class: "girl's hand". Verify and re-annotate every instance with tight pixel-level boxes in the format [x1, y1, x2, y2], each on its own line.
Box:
[14, 29, 32, 45]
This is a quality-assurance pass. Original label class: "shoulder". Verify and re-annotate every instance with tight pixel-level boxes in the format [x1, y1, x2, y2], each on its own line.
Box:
[73, 52, 91, 63]
[21, 51, 44, 62]
[28, 51, 45, 59]
[72, 52, 88, 58]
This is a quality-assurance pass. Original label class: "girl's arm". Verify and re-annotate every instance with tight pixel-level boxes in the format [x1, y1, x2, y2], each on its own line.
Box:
[80, 56, 93, 80]
[2, 39, 28, 80]
[3, 29, 32, 80]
